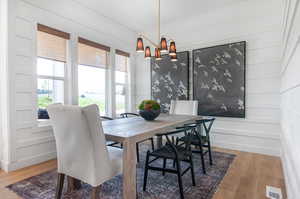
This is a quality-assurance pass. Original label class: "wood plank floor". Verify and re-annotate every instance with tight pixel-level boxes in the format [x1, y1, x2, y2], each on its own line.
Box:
[0, 147, 286, 199]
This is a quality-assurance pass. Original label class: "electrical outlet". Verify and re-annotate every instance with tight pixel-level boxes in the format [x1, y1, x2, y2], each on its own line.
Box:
[266, 185, 282, 199]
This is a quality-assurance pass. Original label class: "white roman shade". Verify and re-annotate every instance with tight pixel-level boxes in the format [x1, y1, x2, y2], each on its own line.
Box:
[78, 37, 110, 68]
[37, 24, 70, 62]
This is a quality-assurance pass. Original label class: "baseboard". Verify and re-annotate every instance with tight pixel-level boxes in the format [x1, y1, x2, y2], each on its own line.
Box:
[3, 151, 56, 172]
[212, 140, 280, 156]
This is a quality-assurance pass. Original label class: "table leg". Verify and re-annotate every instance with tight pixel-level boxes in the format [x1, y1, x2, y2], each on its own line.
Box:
[123, 139, 137, 199]
[67, 176, 81, 192]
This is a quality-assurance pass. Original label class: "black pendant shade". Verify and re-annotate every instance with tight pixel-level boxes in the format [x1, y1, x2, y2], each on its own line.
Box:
[136, 37, 144, 52]
[145, 46, 151, 59]
[155, 48, 162, 60]
[160, 37, 168, 53]
[169, 41, 176, 56]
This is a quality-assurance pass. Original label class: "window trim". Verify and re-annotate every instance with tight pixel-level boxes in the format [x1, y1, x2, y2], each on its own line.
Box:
[115, 55, 130, 115]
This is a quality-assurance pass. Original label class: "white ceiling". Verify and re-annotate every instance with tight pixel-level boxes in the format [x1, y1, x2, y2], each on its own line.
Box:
[73, 0, 242, 33]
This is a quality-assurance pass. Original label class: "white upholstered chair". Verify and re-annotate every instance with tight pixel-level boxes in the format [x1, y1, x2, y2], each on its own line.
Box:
[47, 104, 122, 199]
[169, 100, 198, 116]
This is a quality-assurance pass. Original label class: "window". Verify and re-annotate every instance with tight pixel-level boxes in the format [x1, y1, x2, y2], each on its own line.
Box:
[77, 37, 110, 115]
[115, 50, 130, 115]
[36, 24, 69, 110]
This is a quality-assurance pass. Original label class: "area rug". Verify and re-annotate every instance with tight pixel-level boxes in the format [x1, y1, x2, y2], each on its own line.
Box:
[7, 144, 235, 199]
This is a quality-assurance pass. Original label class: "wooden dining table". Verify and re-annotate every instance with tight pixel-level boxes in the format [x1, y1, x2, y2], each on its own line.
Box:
[102, 114, 201, 199]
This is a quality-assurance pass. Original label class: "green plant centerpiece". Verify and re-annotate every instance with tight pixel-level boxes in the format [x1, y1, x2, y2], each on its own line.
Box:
[138, 100, 161, 121]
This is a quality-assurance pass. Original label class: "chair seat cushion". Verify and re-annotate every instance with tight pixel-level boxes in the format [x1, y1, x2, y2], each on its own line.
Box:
[107, 146, 123, 175]
[179, 134, 208, 145]
[149, 144, 192, 160]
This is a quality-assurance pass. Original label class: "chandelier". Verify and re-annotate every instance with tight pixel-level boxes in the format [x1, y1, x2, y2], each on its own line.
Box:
[136, 0, 177, 61]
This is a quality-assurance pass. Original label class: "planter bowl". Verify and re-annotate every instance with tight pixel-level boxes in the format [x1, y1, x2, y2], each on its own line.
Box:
[139, 109, 161, 121]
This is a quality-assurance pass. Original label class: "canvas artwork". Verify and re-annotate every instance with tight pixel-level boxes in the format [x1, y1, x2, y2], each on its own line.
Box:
[151, 51, 189, 113]
[193, 41, 246, 118]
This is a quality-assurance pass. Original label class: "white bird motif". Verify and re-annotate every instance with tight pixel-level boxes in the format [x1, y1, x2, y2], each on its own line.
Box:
[153, 63, 160, 70]
[223, 51, 231, 58]
[201, 83, 209, 89]
[195, 57, 201, 64]
[221, 104, 227, 111]
[234, 48, 243, 56]
[207, 93, 214, 99]
[173, 64, 178, 70]
[211, 66, 218, 72]
[203, 71, 208, 77]
[227, 78, 233, 83]
[235, 59, 241, 66]
[238, 99, 244, 110]
[224, 69, 232, 78]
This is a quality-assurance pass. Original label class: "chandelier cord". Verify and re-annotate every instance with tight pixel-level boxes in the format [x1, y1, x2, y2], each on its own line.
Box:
[158, 0, 160, 46]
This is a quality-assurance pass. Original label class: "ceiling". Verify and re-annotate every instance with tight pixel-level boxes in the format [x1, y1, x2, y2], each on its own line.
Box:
[73, 0, 242, 33]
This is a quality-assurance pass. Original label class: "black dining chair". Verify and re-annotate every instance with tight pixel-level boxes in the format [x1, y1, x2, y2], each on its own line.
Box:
[120, 112, 139, 118]
[100, 116, 123, 148]
[120, 112, 155, 162]
[143, 126, 196, 199]
[176, 118, 215, 174]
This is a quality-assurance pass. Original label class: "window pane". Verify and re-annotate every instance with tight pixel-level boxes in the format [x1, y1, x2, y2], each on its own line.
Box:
[37, 57, 65, 77]
[116, 84, 125, 114]
[115, 71, 126, 84]
[78, 65, 106, 114]
[115, 54, 127, 72]
[37, 78, 64, 108]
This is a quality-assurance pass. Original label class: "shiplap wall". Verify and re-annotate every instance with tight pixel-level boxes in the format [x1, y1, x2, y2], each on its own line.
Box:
[280, 0, 300, 198]
[135, 0, 283, 156]
[1, 0, 137, 171]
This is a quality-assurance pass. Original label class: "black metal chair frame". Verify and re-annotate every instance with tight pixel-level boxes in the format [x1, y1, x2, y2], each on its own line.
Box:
[100, 116, 122, 148]
[143, 127, 196, 199]
[120, 112, 139, 118]
[120, 112, 155, 162]
[176, 118, 215, 174]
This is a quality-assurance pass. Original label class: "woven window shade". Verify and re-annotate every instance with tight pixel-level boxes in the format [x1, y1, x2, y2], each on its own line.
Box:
[115, 54, 128, 72]
[78, 37, 109, 68]
[37, 31, 68, 62]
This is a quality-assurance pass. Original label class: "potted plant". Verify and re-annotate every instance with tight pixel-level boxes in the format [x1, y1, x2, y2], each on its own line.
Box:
[138, 100, 161, 121]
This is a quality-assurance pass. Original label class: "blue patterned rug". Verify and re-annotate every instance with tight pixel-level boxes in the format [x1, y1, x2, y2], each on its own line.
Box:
[7, 145, 235, 199]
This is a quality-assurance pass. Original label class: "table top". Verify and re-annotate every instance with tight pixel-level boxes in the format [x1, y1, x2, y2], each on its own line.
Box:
[102, 114, 201, 142]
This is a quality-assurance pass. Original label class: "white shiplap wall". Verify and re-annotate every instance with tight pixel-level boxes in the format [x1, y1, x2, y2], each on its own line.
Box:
[280, 0, 300, 198]
[1, 0, 137, 171]
[135, 0, 283, 156]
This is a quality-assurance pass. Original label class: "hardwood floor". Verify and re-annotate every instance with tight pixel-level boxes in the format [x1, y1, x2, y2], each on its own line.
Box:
[0, 147, 286, 199]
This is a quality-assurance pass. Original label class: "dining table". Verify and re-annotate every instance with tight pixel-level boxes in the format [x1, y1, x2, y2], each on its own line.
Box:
[102, 113, 201, 199]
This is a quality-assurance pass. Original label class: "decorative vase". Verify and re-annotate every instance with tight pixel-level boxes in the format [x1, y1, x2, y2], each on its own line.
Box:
[139, 109, 161, 121]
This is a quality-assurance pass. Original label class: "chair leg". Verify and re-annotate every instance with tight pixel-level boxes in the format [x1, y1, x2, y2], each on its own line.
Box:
[162, 158, 167, 176]
[190, 156, 196, 186]
[199, 144, 206, 174]
[150, 138, 155, 151]
[55, 173, 65, 199]
[207, 140, 213, 165]
[143, 151, 150, 191]
[176, 159, 184, 199]
[91, 185, 101, 199]
[136, 143, 140, 162]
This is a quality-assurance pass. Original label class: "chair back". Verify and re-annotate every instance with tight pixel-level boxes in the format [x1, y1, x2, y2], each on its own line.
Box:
[197, 118, 215, 137]
[47, 104, 114, 186]
[157, 126, 195, 158]
[169, 100, 198, 116]
[120, 112, 139, 118]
